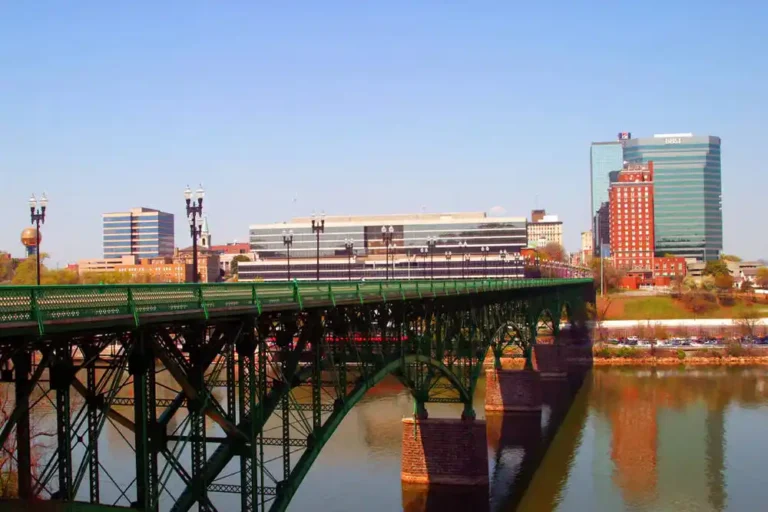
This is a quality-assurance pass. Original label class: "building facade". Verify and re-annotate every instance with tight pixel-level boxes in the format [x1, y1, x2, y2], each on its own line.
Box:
[580, 230, 593, 263]
[240, 212, 528, 281]
[114, 257, 193, 283]
[173, 247, 221, 283]
[591, 139, 625, 255]
[623, 134, 722, 261]
[102, 207, 175, 259]
[527, 215, 563, 248]
[609, 162, 655, 271]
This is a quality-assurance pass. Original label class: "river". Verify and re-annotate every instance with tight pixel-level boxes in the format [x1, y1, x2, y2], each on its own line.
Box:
[7, 366, 768, 511]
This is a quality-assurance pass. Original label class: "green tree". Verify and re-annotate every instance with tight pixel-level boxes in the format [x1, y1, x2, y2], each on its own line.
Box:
[756, 267, 768, 289]
[721, 254, 742, 262]
[229, 255, 251, 276]
[0, 253, 13, 282]
[703, 259, 730, 277]
[11, 256, 48, 285]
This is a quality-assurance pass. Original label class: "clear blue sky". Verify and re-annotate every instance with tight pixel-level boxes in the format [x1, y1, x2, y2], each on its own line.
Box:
[2, 1, 767, 266]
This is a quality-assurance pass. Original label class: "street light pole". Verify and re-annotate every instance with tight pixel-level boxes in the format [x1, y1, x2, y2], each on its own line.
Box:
[499, 249, 508, 279]
[282, 230, 294, 281]
[311, 212, 325, 281]
[184, 185, 204, 283]
[481, 246, 489, 278]
[420, 247, 428, 279]
[345, 238, 354, 281]
[427, 237, 437, 279]
[445, 251, 452, 278]
[460, 241, 468, 278]
[514, 253, 522, 280]
[28, 193, 48, 286]
[381, 226, 394, 280]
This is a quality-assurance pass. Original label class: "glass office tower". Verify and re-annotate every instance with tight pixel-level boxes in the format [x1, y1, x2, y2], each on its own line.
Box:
[590, 141, 625, 255]
[102, 207, 175, 258]
[623, 134, 722, 260]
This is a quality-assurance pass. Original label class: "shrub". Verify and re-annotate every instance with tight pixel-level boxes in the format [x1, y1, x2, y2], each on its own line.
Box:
[594, 346, 613, 359]
[718, 293, 736, 307]
[676, 349, 686, 360]
[725, 343, 746, 357]
[616, 346, 641, 359]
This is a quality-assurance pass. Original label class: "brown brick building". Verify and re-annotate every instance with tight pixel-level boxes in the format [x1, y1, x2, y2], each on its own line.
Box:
[114, 257, 193, 283]
[609, 162, 655, 271]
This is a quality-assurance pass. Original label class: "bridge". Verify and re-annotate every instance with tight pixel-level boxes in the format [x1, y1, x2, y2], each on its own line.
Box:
[0, 277, 594, 511]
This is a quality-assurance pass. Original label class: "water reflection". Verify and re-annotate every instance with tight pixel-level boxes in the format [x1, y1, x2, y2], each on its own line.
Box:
[6, 366, 768, 510]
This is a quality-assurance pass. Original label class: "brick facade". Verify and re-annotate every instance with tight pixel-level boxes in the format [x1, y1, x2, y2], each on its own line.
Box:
[609, 162, 655, 271]
[484, 369, 542, 413]
[401, 418, 488, 486]
[533, 344, 569, 379]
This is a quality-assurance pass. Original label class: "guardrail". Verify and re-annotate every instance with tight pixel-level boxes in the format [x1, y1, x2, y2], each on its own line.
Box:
[0, 278, 592, 336]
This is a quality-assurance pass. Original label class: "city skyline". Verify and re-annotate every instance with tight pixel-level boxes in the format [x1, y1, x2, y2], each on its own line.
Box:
[3, 2, 767, 265]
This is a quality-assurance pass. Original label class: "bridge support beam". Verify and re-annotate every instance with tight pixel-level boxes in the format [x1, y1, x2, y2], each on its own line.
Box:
[484, 369, 542, 449]
[401, 417, 488, 487]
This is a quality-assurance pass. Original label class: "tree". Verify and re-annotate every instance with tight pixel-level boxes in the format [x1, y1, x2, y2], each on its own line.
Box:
[703, 259, 730, 277]
[11, 256, 48, 285]
[734, 305, 762, 337]
[539, 243, 566, 262]
[756, 267, 768, 289]
[721, 254, 742, 262]
[714, 273, 734, 292]
[589, 258, 625, 294]
[681, 291, 717, 318]
[229, 255, 251, 276]
[741, 280, 754, 293]
[588, 297, 613, 342]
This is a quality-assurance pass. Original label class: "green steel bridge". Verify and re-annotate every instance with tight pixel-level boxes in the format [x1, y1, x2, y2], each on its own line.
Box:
[0, 277, 594, 511]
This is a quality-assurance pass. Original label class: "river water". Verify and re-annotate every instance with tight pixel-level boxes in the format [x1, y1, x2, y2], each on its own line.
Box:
[9, 366, 768, 511]
[290, 366, 768, 512]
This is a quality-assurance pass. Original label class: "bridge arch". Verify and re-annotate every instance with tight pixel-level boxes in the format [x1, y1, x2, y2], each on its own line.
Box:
[268, 353, 472, 512]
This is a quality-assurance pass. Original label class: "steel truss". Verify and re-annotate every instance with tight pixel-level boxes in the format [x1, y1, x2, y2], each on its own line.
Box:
[0, 282, 593, 511]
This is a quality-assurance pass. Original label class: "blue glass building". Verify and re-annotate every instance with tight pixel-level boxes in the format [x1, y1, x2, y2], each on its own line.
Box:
[623, 134, 722, 261]
[590, 141, 625, 255]
[102, 207, 175, 258]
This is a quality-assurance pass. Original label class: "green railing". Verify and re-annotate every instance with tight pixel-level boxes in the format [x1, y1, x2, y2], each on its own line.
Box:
[0, 278, 592, 336]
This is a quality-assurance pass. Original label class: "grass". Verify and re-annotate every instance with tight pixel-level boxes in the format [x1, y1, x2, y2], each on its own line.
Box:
[599, 294, 768, 321]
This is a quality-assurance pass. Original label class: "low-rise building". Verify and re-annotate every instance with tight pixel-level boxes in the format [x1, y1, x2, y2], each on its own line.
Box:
[115, 257, 193, 283]
[174, 247, 221, 283]
[78, 255, 135, 275]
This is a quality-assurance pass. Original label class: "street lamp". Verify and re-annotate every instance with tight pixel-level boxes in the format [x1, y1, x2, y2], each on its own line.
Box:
[282, 230, 294, 280]
[184, 185, 204, 283]
[445, 250, 452, 278]
[381, 226, 394, 280]
[420, 247, 428, 279]
[481, 246, 489, 278]
[344, 238, 355, 281]
[426, 237, 437, 279]
[311, 212, 325, 281]
[459, 241, 469, 278]
[514, 253, 522, 279]
[499, 250, 508, 279]
[28, 193, 48, 286]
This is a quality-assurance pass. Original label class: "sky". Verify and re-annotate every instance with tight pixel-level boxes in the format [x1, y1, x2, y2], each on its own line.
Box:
[2, 1, 767, 266]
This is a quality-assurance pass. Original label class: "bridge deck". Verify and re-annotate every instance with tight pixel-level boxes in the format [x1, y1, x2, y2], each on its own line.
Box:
[0, 278, 590, 337]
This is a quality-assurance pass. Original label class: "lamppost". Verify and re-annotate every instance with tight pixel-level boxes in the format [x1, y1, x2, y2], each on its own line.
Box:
[481, 246, 489, 278]
[344, 238, 354, 281]
[311, 212, 325, 281]
[499, 249, 508, 279]
[459, 241, 469, 278]
[381, 226, 394, 280]
[420, 247, 428, 279]
[426, 237, 437, 279]
[28, 193, 48, 286]
[445, 251, 452, 278]
[514, 253, 522, 279]
[184, 185, 204, 283]
[282, 230, 294, 280]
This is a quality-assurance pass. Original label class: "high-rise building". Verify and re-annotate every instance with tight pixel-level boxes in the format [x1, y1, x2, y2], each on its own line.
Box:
[595, 202, 610, 257]
[623, 134, 722, 261]
[531, 209, 546, 223]
[590, 139, 626, 255]
[609, 162, 655, 271]
[580, 230, 593, 263]
[102, 207, 175, 259]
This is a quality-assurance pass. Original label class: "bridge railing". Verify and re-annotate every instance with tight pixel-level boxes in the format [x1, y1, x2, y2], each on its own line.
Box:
[0, 278, 592, 335]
